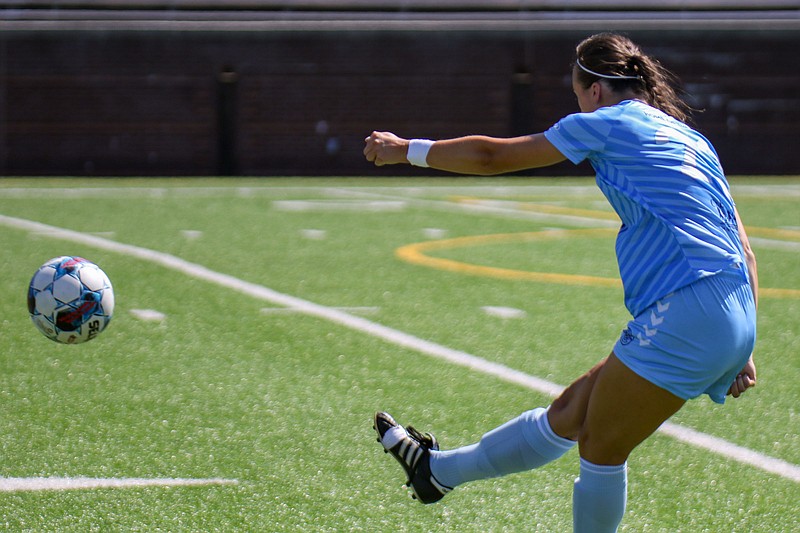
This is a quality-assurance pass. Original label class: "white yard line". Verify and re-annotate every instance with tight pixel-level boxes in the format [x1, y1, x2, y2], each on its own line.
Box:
[261, 306, 381, 315]
[130, 308, 167, 321]
[749, 237, 800, 251]
[0, 184, 602, 199]
[330, 187, 621, 227]
[1, 182, 799, 199]
[272, 200, 407, 212]
[0, 477, 237, 492]
[2, 212, 798, 484]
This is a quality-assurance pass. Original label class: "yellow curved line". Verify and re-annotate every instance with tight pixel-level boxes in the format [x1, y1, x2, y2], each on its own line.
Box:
[396, 229, 621, 288]
[760, 287, 800, 298]
[405, 227, 615, 252]
[396, 229, 800, 298]
[397, 251, 622, 287]
[747, 226, 800, 240]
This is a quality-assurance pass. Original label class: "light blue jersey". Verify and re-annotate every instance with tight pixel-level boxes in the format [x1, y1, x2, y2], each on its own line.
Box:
[544, 100, 747, 317]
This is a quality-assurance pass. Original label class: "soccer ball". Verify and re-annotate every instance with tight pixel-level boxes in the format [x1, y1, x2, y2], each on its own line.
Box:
[27, 256, 115, 344]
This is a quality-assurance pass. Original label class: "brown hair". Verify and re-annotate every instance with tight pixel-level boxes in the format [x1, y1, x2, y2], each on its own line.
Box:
[575, 33, 692, 123]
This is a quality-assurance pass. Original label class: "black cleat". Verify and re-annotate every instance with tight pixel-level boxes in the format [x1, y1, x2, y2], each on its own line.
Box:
[373, 411, 452, 504]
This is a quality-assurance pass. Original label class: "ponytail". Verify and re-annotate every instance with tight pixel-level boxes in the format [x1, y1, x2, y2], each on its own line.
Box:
[575, 33, 693, 123]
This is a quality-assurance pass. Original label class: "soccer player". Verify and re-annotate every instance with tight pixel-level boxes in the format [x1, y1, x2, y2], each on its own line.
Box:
[364, 32, 758, 532]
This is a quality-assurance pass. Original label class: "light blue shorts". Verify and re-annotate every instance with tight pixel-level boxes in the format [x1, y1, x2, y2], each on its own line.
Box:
[614, 267, 757, 404]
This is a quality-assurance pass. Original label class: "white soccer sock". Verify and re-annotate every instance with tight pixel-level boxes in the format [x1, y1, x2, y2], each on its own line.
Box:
[428, 407, 576, 488]
[573, 458, 628, 533]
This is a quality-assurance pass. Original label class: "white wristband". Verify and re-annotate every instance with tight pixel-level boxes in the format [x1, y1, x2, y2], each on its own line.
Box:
[407, 139, 434, 168]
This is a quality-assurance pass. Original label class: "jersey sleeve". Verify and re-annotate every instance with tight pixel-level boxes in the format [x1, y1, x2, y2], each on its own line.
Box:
[543, 110, 616, 165]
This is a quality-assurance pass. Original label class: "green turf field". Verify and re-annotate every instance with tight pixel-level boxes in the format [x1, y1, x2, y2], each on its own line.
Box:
[1, 177, 798, 531]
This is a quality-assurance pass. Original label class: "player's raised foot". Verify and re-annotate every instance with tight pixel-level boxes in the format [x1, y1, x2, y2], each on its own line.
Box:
[373, 411, 452, 504]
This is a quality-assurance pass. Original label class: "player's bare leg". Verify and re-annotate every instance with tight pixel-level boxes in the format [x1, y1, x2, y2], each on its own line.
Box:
[578, 353, 684, 464]
[571, 353, 685, 532]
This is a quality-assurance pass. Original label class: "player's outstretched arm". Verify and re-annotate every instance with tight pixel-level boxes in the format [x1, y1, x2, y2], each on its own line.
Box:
[364, 131, 566, 176]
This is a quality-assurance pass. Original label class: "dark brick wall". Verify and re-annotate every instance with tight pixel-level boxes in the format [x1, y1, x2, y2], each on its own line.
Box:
[0, 30, 797, 176]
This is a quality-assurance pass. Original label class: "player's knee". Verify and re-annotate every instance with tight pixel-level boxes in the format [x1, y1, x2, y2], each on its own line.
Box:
[577, 429, 631, 466]
[547, 394, 582, 441]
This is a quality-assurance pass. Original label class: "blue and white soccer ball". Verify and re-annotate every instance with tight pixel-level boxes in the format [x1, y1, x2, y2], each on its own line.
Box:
[27, 256, 115, 344]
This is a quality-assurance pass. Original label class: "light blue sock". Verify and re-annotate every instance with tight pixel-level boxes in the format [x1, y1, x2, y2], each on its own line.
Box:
[573, 458, 628, 533]
[428, 407, 576, 489]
